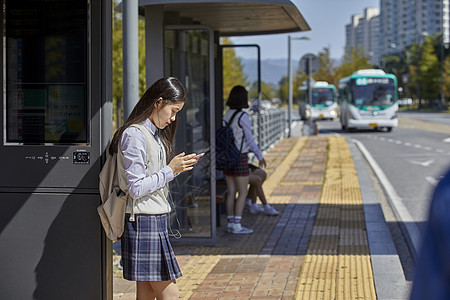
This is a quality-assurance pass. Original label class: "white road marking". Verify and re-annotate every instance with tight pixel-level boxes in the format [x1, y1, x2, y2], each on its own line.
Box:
[443, 137, 450, 143]
[409, 159, 434, 167]
[426, 176, 438, 186]
[353, 139, 422, 259]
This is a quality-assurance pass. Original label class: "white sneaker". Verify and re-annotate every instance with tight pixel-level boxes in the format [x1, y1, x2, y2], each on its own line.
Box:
[250, 204, 265, 215]
[244, 199, 252, 211]
[264, 205, 279, 216]
[230, 223, 254, 234]
[227, 222, 235, 233]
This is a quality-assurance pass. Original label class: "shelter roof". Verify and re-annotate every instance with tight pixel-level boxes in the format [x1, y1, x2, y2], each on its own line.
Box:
[118, 0, 310, 36]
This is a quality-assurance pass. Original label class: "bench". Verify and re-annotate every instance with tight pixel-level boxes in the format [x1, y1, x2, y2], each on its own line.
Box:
[216, 180, 228, 227]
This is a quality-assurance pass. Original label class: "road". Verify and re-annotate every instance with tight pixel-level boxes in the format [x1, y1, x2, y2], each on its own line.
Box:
[306, 111, 449, 267]
[316, 112, 450, 231]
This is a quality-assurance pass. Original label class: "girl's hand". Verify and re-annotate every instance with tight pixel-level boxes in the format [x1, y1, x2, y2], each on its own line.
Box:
[168, 152, 202, 174]
[259, 158, 267, 168]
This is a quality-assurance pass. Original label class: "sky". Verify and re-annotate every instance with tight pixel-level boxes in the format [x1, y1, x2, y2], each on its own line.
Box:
[230, 0, 379, 61]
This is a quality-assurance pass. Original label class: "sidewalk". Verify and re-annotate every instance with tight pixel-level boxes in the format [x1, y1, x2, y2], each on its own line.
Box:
[113, 135, 409, 299]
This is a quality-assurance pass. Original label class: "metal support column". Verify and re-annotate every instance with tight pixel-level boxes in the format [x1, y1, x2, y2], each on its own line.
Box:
[123, 0, 139, 118]
[145, 5, 165, 87]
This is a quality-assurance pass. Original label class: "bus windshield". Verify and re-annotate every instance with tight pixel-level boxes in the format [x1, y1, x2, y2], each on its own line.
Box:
[350, 78, 395, 106]
[310, 88, 335, 106]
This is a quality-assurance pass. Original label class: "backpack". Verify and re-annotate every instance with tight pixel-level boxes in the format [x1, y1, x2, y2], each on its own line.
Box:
[97, 124, 151, 241]
[97, 151, 128, 241]
[216, 110, 245, 171]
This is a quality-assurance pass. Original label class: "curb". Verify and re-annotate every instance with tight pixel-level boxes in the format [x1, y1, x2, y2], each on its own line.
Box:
[352, 138, 421, 261]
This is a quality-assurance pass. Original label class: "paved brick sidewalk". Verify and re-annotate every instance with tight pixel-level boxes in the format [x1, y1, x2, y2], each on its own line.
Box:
[113, 136, 378, 299]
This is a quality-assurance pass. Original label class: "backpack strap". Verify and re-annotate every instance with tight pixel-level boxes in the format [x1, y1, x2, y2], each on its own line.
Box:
[224, 109, 241, 127]
[237, 111, 246, 152]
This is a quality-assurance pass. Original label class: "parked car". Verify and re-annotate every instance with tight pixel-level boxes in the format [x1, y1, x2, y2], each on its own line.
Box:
[398, 98, 412, 106]
[250, 100, 272, 114]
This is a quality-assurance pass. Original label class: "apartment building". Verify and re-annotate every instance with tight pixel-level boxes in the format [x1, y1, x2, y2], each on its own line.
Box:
[345, 0, 450, 66]
[380, 0, 449, 56]
[345, 7, 380, 65]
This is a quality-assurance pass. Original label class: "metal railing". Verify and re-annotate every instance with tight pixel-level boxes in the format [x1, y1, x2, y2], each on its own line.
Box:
[248, 108, 288, 154]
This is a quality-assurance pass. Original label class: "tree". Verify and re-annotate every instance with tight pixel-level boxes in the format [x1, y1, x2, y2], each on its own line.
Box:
[443, 55, 450, 99]
[221, 38, 249, 104]
[278, 68, 307, 106]
[112, 7, 123, 131]
[382, 54, 402, 77]
[248, 81, 276, 100]
[313, 47, 337, 86]
[334, 46, 373, 81]
[418, 36, 441, 104]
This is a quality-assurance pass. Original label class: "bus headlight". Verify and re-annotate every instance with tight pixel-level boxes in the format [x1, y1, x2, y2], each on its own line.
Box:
[305, 109, 311, 116]
[329, 110, 337, 116]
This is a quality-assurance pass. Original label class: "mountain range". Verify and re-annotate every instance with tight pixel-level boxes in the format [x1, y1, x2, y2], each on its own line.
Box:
[240, 58, 299, 86]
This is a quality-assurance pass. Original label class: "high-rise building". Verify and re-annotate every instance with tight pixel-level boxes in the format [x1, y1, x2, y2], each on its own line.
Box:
[345, 0, 450, 66]
[379, 0, 449, 60]
[345, 8, 380, 65]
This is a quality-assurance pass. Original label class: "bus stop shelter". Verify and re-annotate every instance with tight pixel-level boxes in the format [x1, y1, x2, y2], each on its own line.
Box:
[119, 0, 311, 245]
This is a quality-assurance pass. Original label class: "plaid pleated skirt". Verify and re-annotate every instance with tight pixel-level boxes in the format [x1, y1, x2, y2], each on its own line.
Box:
[121, 214, 182, 281]
[223, 153, 249, 176]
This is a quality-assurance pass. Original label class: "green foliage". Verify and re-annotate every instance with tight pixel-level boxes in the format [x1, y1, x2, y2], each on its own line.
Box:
[248, 81, 276, 100]
[112, 1, 147, 131]
[443, 55, 450, 98]
[221, 38, 249, 104]
[278, 69, 307, 105]
[418, 37, 441, 101]
[334, 47, 373, 81]
[112, 8, 123, 131]
[313, 48, 337, 86]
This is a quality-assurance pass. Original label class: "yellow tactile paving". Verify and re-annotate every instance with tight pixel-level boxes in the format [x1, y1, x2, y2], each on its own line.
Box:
[177, 255, 222, 300]
[295, 136, 377, 300]
[268, 195, 292, 204]
[262, 137, 306, 196]
[280, 181, 323, 186]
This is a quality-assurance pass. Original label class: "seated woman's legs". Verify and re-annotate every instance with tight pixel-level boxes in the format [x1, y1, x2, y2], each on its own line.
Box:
[250, 168, 267, 205]
[248, 168, 279, 216]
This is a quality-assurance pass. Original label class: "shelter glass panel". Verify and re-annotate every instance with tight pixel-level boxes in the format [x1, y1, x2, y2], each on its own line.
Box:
[164, 28, 212, 238]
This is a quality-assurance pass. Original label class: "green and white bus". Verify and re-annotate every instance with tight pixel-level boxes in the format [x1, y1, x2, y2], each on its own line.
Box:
[299, 81, 339, 120]
[338, 69, 398, 132]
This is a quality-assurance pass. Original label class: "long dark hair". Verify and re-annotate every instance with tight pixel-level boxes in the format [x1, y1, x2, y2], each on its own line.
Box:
[109, 77, 186, 162]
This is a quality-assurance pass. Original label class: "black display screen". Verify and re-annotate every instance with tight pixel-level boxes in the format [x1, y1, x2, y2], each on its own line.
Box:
[4, 0, 88, 145]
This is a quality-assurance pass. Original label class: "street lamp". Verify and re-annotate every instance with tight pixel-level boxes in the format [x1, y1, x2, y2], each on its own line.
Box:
[287, 35, 310, 137]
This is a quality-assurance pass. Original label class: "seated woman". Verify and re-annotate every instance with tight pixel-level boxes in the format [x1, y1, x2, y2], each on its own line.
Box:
[246, 164, 279, 216]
